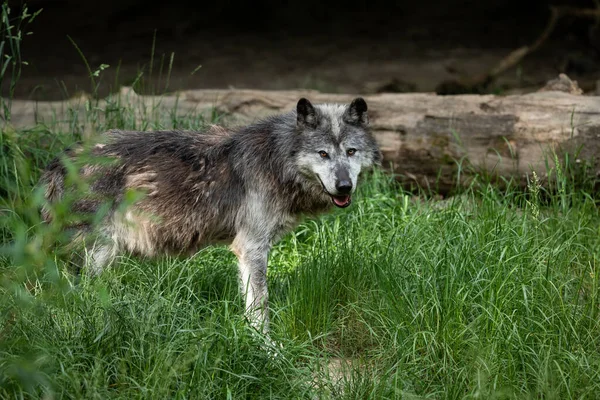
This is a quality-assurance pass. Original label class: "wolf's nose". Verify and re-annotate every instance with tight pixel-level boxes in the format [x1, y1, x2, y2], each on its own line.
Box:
[336, 180, 353, 194]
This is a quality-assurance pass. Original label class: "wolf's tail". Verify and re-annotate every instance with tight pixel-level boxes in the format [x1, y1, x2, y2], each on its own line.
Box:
[39, 158, 66, 223]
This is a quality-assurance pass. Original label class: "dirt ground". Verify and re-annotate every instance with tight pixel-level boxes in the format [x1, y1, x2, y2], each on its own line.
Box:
[14, 35, 600, 101]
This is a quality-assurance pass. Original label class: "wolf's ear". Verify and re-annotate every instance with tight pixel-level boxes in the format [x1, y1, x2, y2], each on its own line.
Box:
[344, 97, 368, 125]
[297, 98, 317, 129]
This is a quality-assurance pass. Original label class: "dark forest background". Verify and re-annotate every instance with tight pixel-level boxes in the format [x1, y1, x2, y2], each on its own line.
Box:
[6, 0, 600, 99]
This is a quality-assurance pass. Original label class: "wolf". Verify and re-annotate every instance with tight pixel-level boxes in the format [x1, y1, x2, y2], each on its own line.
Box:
[40, 97, 381, 332]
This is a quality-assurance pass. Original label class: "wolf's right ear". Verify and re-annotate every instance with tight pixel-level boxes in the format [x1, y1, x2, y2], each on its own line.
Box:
[297, 98, 317, 129]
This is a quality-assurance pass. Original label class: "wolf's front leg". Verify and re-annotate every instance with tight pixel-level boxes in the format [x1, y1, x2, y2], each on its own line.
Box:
[231, 234, 271, 332]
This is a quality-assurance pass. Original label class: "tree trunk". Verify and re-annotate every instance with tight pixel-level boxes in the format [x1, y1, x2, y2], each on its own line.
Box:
[7, 89, 600, 193]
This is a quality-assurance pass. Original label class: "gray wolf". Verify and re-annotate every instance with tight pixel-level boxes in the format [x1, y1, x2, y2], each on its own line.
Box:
[40, 97, 381, 332]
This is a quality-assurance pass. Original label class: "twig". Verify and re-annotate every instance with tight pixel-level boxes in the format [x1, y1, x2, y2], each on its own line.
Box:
[437, 6, 600, 94]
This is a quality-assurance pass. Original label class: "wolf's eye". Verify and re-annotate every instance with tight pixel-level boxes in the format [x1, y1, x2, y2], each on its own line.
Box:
[347, 148, 357, 156]
[318, 151, 328, 158]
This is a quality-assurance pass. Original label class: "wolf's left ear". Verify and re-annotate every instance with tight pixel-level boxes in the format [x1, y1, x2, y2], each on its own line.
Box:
[344, 97, 368, 126]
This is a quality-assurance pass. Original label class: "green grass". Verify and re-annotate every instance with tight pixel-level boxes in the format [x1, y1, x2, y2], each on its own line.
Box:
[2, 3, 600, 399]
[2, 156, 600, 398]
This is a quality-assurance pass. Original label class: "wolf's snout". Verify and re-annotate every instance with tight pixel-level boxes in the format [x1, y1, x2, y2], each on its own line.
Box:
[335, 179, 353, 194]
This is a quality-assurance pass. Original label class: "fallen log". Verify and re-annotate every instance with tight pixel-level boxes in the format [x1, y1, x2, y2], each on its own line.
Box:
[5, 88, 600, 193]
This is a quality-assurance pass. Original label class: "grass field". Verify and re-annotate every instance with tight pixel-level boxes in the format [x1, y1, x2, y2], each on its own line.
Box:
[2, 4, 600, 399]
[1, 106, 600, 399]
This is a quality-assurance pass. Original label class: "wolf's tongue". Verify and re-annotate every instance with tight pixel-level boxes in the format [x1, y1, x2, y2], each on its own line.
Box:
[332, 195, 351, 208]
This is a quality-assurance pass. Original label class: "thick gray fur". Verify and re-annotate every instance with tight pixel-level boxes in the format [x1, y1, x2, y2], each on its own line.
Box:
[40, 97, 381, 332]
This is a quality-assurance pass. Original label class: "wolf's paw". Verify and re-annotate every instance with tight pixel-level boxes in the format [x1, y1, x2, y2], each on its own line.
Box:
[263, 335, 284, 359]
[248, 326, 284, 359]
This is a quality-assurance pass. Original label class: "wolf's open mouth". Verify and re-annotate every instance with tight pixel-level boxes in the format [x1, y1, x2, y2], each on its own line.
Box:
[331, 195, 351, 208]
[315, 175, 352, 208]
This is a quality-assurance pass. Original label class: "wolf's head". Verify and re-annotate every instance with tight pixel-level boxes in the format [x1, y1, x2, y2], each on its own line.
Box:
[294, 97, 381, 208]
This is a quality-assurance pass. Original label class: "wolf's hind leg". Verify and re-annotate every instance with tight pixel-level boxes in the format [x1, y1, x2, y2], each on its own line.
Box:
[85, 241, 117, 276]
[68, 229, 117, 276]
